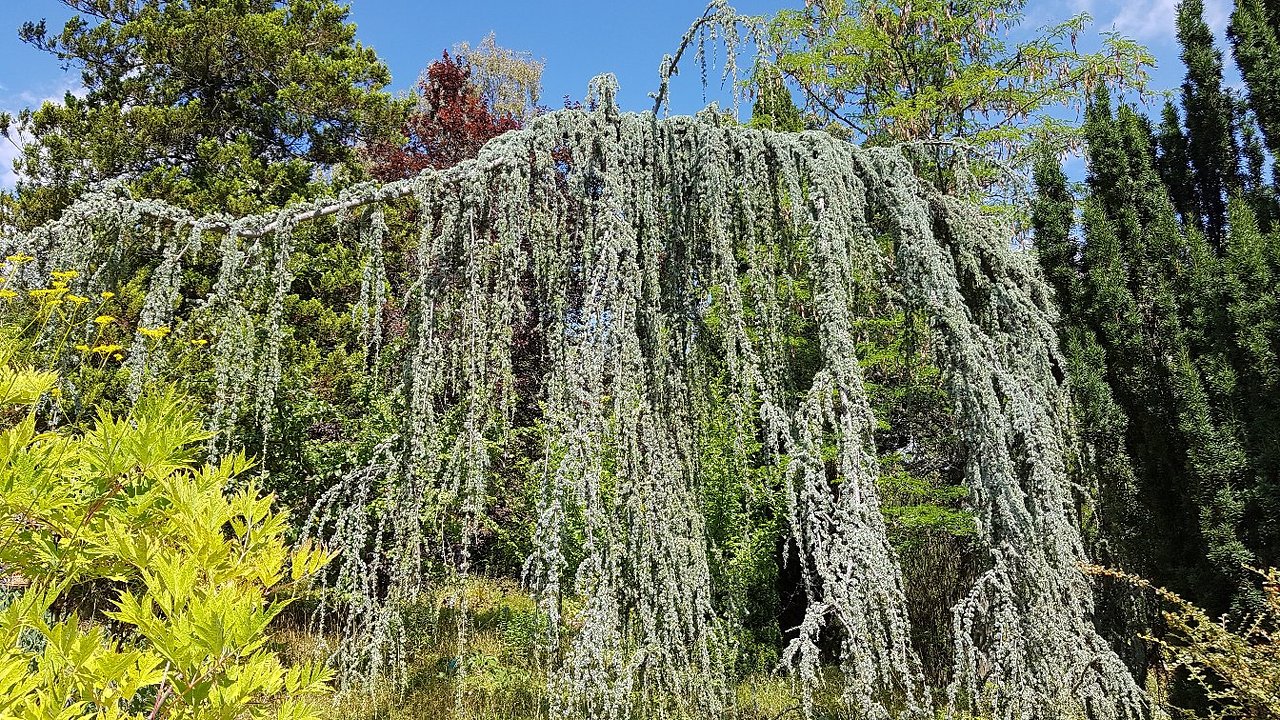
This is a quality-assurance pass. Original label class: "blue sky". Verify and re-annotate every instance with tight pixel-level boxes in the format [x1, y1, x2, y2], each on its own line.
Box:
[0, 0, 1236, 188]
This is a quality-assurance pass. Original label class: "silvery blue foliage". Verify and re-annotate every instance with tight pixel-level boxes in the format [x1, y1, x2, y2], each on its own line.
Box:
[0, 95, 1149, 719]
[353, 208, 389, 369]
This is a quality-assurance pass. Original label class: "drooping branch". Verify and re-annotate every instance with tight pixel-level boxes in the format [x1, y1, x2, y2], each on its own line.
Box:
[650, 0, 765, 115]
[0, 101, 1149, 720]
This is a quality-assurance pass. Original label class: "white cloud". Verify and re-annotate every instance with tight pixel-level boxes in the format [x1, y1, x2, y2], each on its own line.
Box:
[1204, 0, 1231, 35]
[0, 137, 21, 189]
[1110, 0, 1178, 40]
[0, 76, 85, 189]
[1108, 0, 1231, 41]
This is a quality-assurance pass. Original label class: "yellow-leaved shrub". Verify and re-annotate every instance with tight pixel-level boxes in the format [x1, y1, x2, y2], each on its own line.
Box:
[0, 365, 333, 720]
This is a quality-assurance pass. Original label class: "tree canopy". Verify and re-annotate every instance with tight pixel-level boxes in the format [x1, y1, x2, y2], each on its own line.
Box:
[5, 1, 1280, 718]
[1, 0, 404, 224]
[362, 51, 524, 182]
[765, 0, 1153, 163]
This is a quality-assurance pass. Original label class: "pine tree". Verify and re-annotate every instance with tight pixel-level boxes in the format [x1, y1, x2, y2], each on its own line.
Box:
[1, 0, 403, 224]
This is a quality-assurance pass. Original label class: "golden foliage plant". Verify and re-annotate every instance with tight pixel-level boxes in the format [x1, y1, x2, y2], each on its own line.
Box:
[0, 364, 333, 720]
[1086, 563, 1280, 718]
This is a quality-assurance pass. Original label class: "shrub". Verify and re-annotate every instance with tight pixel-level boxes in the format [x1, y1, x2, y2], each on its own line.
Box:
[1086, 563, 1280, 719]
[0, 364, 333, 720]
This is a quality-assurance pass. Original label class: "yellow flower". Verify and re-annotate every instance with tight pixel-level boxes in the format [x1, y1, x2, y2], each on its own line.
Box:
[67, 295, 90, 304]
[29, 288, 64, 298]
[100, 291, 115, 300]
[91, 344, 123, 355]
[190, 338, 209, 346]
[50, 281, 67, 290]
[0, 289, 16, 299]
[5, 253, 33, 263]
[113, 353, 123, 361]
[94, 315, 115, 325]
[75, 344, 90, 352]
[139, 326, 170, 339]
[51, 270, 78, 281]
[49, 387, 62, 398]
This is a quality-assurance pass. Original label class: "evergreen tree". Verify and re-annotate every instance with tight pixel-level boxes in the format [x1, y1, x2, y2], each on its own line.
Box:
[1176, 0, 1241, 245]
[1032, 147, 1161, 671]
[1, 0, 403, 225]
[748, 62, 806, 133]
[1032, 147, 1143, 569]
[1043, 93, 1260, 613]
[1237, 107, 1279, 225]
[1155, 102, 1199, 228]
[0, 1, 410, 515]
[1221, 198, 1280, 561]
[1229, 0, 1280, 156]
[1030, 149, 1078, 307]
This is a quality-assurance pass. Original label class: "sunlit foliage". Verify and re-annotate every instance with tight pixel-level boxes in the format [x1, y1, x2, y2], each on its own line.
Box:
[0, 90, 1147, 718]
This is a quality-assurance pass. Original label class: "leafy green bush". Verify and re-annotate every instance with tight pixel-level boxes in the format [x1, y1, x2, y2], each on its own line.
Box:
[0, 364, 333, 720]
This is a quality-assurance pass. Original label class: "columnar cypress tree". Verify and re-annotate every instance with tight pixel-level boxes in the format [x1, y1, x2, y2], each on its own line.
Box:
[1031, 148, 1144, 573]
[1237, 109, 1279, 226]
[1230, 0, 1280, 156]
[1030, 8, 1280, 697]
[1031, 150, 1079, 307]
[1155, 102, 1199, 227]
[1078, 101, 1194, 587]
[1064, 92, 1254, 609]
[1044, 93, 1259, 613]
[1177, 0, 1241, 245]
[1221, 198, 1280, 561]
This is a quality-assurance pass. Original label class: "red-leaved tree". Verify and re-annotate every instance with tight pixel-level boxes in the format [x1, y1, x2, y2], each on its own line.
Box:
[364, 52, 520, 181]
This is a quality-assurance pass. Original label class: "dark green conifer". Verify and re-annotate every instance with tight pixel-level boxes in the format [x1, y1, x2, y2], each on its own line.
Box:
[1177, 0, 1241, 245]
[1155, 102, 1199, 227]
[1230, 0, 1280, 155]
[1061, 93, 1257, 611]
[1032, 147, 1143, 571]
[1031, 150, 1078, 306]
[2, 0, 404, 226]
[1221, 199, 1280, 562]
[748, 63, 806, 133]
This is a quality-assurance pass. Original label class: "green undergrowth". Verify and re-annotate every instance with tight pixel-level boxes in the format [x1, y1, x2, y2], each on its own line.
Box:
[272, 576, 859, 720]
